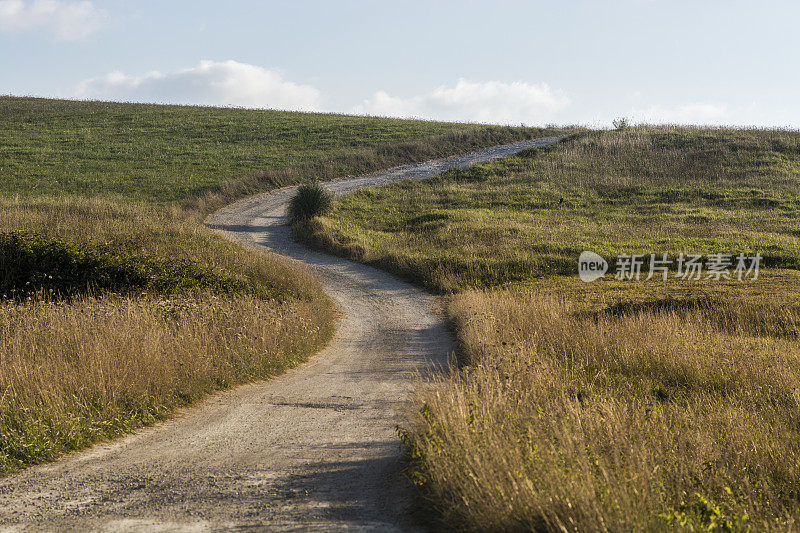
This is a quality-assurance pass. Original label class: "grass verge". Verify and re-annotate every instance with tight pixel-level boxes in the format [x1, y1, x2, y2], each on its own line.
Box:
[0, 292, 334, 473]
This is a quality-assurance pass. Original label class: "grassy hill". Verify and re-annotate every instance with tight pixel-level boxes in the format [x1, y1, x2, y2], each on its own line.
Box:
[301, 127, 800, 291]
[0, 96, 547, 474]
[0, 96, 540, 206]
[299, 127, 800, 530]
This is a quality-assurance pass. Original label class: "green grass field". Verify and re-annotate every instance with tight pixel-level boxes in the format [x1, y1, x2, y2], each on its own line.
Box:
[0, 96, 546, 474]
[301, 127, 800, 530]
[302, 127, 800, 291]
[0, 96, 543, 206]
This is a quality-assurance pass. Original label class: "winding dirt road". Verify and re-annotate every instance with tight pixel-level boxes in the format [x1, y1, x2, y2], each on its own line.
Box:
[0, 136, 562, 532]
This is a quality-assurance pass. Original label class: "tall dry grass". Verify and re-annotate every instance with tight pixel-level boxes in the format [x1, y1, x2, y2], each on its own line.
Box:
[0, 196, 338, 473]
[0, 292, 335, 473]
[404, 290, 800, 531]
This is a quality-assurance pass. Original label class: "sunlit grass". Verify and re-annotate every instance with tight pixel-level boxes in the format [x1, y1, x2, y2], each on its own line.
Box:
[405, 289, 800, 530]
[0, 96, 550, 208]
[0, 292, 335, 474]
[304, 127, 800, 291]
[305, 126, 800, 530]
[0, 97, 553, 473]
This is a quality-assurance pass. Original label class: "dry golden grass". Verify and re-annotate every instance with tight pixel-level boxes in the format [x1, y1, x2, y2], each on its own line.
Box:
[404, 287, 800, 531]
[0, 196, 338, 473]
[0, 292, 336, 473]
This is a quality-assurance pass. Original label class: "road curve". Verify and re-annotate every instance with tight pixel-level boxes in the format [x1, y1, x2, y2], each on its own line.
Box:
[0, 136, 563, 532]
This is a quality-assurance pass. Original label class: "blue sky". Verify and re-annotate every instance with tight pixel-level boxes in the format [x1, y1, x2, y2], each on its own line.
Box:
[1, 0, 798, 127]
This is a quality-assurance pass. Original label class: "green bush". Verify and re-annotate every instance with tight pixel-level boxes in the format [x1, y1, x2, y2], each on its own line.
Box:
[0, 232, 256, 300]
[288, 182, 335, 224]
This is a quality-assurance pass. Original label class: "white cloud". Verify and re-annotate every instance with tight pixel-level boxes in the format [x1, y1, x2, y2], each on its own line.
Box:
[353, 78, 570, 125]
[0, 0, 107, 41]
[74, 60, 323, 111]
[631, 102, 728, 125]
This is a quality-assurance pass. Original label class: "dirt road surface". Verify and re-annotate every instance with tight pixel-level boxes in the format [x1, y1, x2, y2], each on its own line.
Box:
[0, 136, 563, 532]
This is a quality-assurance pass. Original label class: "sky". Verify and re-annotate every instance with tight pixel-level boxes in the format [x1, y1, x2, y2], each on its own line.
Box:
[0, 0, 798, 128]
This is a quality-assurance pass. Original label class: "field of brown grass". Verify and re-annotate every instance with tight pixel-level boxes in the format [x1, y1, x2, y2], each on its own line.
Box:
[0, 292, 334, 472]
[304, 127, 800, 530]
[405, 284, 800, 531]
